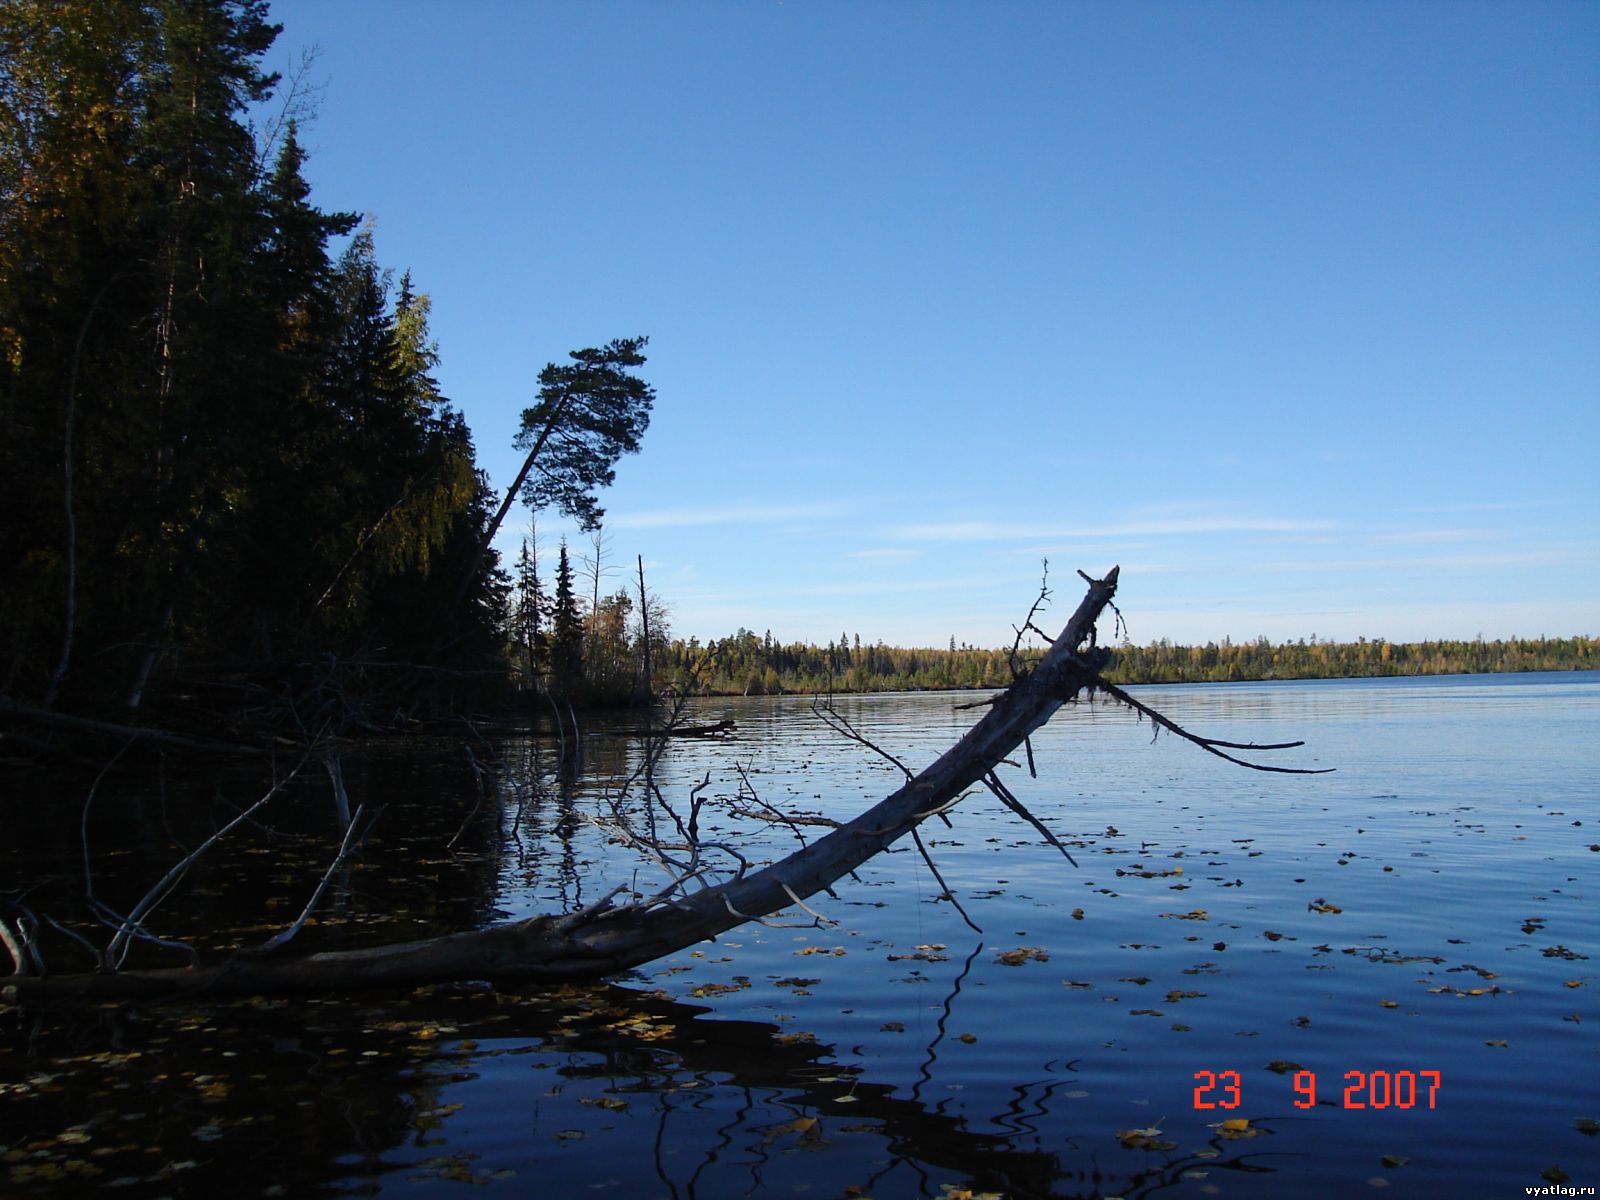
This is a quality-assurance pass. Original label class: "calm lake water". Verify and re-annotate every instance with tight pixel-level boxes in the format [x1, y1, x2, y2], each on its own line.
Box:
[3, 673, 1597, 1198]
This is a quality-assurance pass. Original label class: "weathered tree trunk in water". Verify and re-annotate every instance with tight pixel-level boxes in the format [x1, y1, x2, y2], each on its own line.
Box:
[5, 570, 1121, 1004]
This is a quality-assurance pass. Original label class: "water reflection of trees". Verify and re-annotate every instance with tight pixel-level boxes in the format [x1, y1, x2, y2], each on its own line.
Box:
[540, 983, 1282, 1200]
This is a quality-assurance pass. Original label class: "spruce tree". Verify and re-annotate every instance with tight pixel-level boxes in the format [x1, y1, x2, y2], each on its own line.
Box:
[549, 541, 584, 698]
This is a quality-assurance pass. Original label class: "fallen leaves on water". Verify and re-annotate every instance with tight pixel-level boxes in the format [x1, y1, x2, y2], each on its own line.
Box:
[1116, 1123, 1177, 1152]
[764, 1116, 820, 1145]
[411, 1102, 464, 1130]
[888, 948, 949, 962]
[996, 947, 1049, 966]
[1574, 1118, 1599, 1136]
[580, 1097, 629, 1112]
[1161, 910, 1209, 921]
[1211, 1118, 1261, 1140]
[1165, 990, 1206, 1003]
[689, 978, 752, 999]
[1543, 946, 1589, 961]
[1265, 1060, 1303, 1075]
[938, 1185, 1006, 1200]
[1543, 1166, 1572, 1184]
[1381, 1155, 1409, 1168]
[1308, 899, 1343, 914]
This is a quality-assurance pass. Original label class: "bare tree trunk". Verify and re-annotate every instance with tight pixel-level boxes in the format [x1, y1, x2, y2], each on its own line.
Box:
[442, 391, 573, 626]
[7, 570, 1123, 1003]
[636, 553, 651, 701]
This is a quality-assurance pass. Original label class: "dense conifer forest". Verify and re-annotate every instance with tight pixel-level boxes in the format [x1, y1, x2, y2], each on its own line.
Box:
[0, 1, 655, 733]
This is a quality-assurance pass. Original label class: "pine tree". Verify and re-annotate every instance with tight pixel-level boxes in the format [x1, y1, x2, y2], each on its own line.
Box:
[513, 537, 545, 687]
[548, 541, 584, 698]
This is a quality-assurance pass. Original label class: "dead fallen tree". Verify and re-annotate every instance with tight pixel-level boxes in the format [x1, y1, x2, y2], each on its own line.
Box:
[2, 567, 1321, 1004]
[602, 718, 736, 738]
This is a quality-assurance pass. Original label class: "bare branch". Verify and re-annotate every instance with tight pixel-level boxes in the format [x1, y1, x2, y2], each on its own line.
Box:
[0, 918, 28, 977]
[984, 771, 1078, 867]
[104, 755, 312, 967]
[911, 827, 982, 935]
[810, 699, 913, 781]
[780, 883, 837, 927]
[252, 803, 374, 957]
[1091, 677, 1334, 775]
[1008, 559, 1054, 679]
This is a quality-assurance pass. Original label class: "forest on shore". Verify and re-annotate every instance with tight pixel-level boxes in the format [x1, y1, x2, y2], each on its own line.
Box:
[654, 630, 1596, 696]
[1, 1, 658, 739]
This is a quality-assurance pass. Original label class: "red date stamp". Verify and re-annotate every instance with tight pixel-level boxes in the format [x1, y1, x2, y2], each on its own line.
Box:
[1193, 1069, 1442, 1110]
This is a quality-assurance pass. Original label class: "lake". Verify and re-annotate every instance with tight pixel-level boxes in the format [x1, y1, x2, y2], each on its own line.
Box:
[3, 673, 1597, 1197]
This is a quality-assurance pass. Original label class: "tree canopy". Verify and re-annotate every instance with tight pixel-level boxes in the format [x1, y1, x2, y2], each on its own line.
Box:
[0, 0, 505, 717]
[515, 337, 655, 532]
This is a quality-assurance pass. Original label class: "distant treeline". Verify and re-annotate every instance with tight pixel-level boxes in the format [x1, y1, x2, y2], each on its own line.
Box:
[658, 631, 1596, 695]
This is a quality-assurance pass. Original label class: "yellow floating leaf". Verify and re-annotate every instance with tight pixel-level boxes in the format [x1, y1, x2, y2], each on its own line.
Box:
[1208, 1118, 1262, 1140]
[764, 1115, 821, 1142]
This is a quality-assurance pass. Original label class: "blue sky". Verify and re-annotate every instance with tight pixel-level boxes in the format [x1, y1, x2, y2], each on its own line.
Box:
[264, 0, 1597, 648]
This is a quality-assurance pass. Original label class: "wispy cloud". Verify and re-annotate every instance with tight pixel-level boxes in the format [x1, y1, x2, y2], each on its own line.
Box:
[609, 500, 851, 530]
[1401, 501, 1533, 515]
[1263, 549, 1579, 573]
[846, 547, 923, 560]
[1370, 529, 1495, 546]
[895, 517, 1337, 542]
